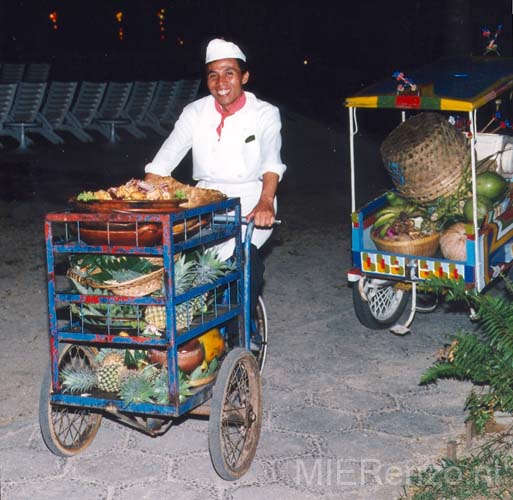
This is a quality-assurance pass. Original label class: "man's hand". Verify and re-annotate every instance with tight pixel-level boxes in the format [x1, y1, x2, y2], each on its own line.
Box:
[247, 197, 275, 228]
[246, 172, 279, 228]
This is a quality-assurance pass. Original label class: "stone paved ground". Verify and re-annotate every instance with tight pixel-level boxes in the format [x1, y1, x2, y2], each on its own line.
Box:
[0, 126, 485, 499]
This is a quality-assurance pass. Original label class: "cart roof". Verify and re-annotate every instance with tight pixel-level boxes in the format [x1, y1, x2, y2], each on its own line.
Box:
[345, 56, 513, 111]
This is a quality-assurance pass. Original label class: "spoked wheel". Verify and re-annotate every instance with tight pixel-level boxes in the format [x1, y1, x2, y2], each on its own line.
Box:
[209, 348, 262, 480]
[250, 296, 268, 373]
[352, 277, 410, 329]
[39, 345, 102, 457]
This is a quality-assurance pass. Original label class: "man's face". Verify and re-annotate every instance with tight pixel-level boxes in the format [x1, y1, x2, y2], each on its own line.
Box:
[206, 58, 249, 111]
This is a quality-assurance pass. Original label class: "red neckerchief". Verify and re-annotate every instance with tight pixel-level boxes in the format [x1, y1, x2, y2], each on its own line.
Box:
[215, 92, 246, 140]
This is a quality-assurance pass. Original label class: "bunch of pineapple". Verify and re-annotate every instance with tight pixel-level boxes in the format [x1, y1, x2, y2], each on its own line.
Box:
[144, 248, 233, 331]
[60, 349, 129, 394]
[60, 347, 192, 405]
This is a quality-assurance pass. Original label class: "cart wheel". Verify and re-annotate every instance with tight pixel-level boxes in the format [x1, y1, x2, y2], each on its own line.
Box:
[209, 348, 262, 480]
[353, 277, 410, 329]
[250, 296, 268, 373]
[39, 345, 102, 457]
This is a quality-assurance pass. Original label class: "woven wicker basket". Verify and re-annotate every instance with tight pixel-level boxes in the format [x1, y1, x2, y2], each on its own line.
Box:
[381, 113, 470, 203]
[67, 266, 164, 297]
[371, 232, 440, 257]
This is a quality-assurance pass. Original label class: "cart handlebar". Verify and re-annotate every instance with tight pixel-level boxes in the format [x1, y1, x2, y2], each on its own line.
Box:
[212, 215, 281, 226]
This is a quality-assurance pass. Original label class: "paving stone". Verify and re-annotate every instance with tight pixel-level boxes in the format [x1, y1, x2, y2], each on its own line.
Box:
[0, 479, 108, 500]
[172, 451, 264, 487]
[230, 483, 323, 500]
[277, 456, 380, 496]
[273, 406, 357, 434]
[323, 430, 422, 463]
[398, 389, 468, 418]
[312, 388, 395, 413]
[127, 424, 207, 456]
[257, 429, 316, 458]
[0, 447, 63, 481]
[366, 411, 448, 438]
[114, 480, 213, 500]
[69, 450, 167, 483]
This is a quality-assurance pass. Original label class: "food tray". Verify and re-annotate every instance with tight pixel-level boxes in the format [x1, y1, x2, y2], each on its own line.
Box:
[69, 198, 186, 214]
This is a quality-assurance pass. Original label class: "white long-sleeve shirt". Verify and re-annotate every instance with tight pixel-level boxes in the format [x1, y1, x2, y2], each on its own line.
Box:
[145, 91, 286, 259]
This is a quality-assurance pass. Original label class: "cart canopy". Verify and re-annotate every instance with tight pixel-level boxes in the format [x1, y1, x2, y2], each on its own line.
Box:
[345, 56, 513, 112]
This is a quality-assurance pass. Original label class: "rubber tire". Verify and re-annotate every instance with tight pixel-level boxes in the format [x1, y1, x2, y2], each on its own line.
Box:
[352, 278, 410, 330]
[39, 345, 102, 457]
[250, 296, 268, 374]
[208, 348, 262, 480]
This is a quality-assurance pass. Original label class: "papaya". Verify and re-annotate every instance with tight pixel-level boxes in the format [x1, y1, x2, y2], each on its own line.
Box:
[476, 171, 508, 203]
[198, 328, 225, 362]
[463, 196, 493, 224]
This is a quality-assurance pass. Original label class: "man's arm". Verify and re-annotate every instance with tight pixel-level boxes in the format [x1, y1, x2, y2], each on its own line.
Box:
[246, 172, 279, 227]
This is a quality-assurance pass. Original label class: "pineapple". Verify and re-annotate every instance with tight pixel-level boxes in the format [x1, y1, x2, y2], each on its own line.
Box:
[60, 366, 97, 393]
[191, 248, 233, 312]
[144, 249, 233, 331]
[145, 253, 195, 330]
[118, 365, 163, 405]
[95, 350, 127, 392]
[118, 371, 155, 405]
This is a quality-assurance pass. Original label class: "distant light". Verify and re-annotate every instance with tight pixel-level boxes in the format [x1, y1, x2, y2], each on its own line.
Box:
[157, 8, 166, 41]
[179, 39, 184, 46]
[303, 59, 309, 65]
[49, 11, 58, 31]
[115, 11, 124, 40]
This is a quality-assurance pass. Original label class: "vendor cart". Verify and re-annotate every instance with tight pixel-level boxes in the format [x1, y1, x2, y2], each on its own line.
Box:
[39, 197, 267, 480]
[346, 56, 513, 334]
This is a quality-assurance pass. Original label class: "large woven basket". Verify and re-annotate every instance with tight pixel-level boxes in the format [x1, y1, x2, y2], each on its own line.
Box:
[381, 113, 470, 203]
[371, 232, 440, 257]
[67, 265, 164, 297]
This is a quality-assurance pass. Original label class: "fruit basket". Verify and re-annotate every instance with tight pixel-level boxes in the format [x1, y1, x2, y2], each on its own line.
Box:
[380, 112, 470, 203]
[371, 231, 440, 257]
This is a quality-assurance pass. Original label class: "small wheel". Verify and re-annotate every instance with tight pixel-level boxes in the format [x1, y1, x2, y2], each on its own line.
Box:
[352, 277, 410, 329]
[39, 345, 102, 457]
[209, 348, 262, 480]
[250, 296, 268, 373]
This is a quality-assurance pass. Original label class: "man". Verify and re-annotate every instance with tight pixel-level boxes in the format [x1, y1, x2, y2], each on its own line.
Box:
[144, 38, 286, 309]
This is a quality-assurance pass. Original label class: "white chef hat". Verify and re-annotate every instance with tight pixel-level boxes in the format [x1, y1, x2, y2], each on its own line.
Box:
[205, 38, 246, 64]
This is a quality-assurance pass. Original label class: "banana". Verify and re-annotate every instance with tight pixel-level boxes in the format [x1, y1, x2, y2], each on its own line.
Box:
[373, 212, 399, 229]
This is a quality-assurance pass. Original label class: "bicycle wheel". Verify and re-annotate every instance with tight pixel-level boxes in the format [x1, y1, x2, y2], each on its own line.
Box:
[353, 277, 410, 329]
[208, 348, 262, 480]
[39, 344, 102, 457]
[250, 296, 268, 373]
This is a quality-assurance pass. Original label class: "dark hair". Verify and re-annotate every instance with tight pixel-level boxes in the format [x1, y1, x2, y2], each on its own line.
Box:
[204, 58, 249, 75]
[236, 58, 248, 74]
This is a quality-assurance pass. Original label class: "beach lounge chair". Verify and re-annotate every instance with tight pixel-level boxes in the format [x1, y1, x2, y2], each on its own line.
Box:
[0, 83, 18, 148]
[3, 82, 47, 150]
[115, 80, 158, 139]
[36, 81, 78, 144]
[24, 63, 51, 82]
[137, 80, 181, 136]
[0, 63, 25, 83]
[60, 81, 107, 142]
[162, 78, 201, 125]
[89, 81, 133, 143]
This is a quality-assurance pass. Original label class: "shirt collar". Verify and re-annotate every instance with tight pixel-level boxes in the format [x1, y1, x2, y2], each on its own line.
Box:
[215, 92, 246, 139]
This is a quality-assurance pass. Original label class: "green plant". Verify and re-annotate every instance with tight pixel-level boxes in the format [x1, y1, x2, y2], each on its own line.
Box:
[400, 447, 513, 499]
[420, 274, 513, 434]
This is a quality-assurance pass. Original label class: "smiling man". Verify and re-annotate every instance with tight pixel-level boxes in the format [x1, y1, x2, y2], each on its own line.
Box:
[144, 38, 286, 311]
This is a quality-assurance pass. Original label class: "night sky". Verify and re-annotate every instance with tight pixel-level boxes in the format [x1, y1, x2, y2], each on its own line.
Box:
[0, 0, 511, 122]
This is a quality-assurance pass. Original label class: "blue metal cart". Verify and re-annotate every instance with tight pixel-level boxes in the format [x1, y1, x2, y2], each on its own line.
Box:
[39, 198, 266, 480]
